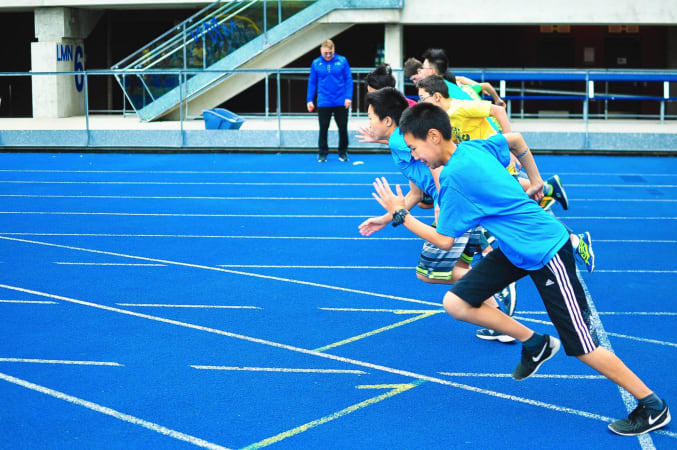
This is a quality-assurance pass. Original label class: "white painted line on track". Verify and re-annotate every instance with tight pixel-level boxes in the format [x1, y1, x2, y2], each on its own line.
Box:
[0, 233, 421, 241]
[1, 211, 674, 220]
[0, 371, 230, 450]
[605, 333, 677, 348]
[0, 170, 402, 175]
[0, 299, 57, 304]
[0, 181, 377, 186]
[319, 308, 443, 314]
[2, 181, 677, 188]
[0, 283, 642, 434]
[217, 265, 412, 269]
[190, 366, 367, 374]
[595, 269, 677, 273]
[0, 211, 423, 219]
[0, 358, 122, 366]
[2, 194, 676, 202]
[551, 216, 677, 220]
[4, 233, 677, 244]
[55, 262, 166, 267]
[0, 236, 440, 307]
[116, 304, 262, 309]
[438, 372, 606, 379]
[0, 194, 374, 201]
[520, 311, 677, 316]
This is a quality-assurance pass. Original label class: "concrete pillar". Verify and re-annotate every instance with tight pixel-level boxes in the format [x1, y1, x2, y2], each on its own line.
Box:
[31, 8, 100, 118]
[384, 23, 404, 90]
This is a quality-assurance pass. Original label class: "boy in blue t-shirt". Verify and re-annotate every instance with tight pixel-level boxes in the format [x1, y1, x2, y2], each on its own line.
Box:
[370, 102, 669, 437]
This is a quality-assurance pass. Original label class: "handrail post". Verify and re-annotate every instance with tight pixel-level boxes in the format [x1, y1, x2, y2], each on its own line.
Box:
[180, 70, 184, 148]
[276, 69, 281, 148]
[661, 81, 669, 124]
[265, 73, 270, 118]
[84, 71, 90, 147]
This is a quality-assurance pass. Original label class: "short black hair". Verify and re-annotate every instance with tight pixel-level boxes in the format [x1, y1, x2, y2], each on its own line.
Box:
[421, 48, 457, 83]
[365, 87, 409, 126]
[417, 75, 449, 99]
[366, 64, 396, 90]
[399, 102, 452, 141]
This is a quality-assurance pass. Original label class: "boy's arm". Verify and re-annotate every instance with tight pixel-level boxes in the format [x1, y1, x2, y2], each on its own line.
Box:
[480, 82, 506, 107]
[371, 177, 455, 250]
[489, 104, 511, 133]
[503, 133, 544, 201]
[359, 181, 424, 236]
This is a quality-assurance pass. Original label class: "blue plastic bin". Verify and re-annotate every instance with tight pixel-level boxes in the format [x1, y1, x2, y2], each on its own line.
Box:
[203, 108, 245, 130]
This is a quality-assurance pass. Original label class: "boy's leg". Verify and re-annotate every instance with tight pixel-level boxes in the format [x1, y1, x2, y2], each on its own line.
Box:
[448, 247, 561, 378]
[531, 242, 669, 434]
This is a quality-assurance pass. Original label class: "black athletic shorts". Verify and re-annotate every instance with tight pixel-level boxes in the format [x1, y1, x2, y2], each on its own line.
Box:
[450, 242, 599, 356]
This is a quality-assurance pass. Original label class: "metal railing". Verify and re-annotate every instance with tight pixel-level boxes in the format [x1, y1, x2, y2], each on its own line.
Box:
[1, 68, 675, 149]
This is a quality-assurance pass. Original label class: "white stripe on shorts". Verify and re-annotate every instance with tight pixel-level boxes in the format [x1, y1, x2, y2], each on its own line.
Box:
[547, 253, 597, 353]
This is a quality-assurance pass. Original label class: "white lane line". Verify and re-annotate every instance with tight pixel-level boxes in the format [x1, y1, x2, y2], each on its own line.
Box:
[605, 333, 677, 349]
[217, 265, 412, 269]
[0, 236, 440, 307]
[519, 311, 677, 316]
[1, 181, 677, 188]
[0, 170, 402, 175]
[438, 372, 606, 379]
[0, 194, 374, 201]
[0, 233, 421, 241]
[4, 233, 677, 244]
[572, 198, 677, 203]
[1, 212, 674, 220]
[595, 269, 677, 273]
[0, 371, 229, 450]
[319, 308, 443, 314]
[0, 212, 415, 219]
[0, 170, 675, 177]
[563, 184, 677, 188]
[190, 366, 366, 374]
[2, 194, 676, 203]
[0, 358, 122, 366]
[0, 299, 57, 304]
[116, 304, 262, 309]
[0, 284, 637, 431]
[0, 181, 377, 186]
[55, 262, 166, 267]
[552, 216, 677, 220]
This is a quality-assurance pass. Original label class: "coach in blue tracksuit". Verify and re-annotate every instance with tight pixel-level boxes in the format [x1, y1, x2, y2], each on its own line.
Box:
[306, 39, 353, 162]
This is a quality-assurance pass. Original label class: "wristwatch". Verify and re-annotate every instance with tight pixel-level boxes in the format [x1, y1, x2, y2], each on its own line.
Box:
[391, 209, 409, 227]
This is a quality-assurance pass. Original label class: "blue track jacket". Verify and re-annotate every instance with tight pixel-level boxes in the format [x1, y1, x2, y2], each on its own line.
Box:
[306, 54, 353, 108]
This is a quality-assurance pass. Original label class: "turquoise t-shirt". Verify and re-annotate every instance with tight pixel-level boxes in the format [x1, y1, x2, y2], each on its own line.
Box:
[388, 128, 438, 202]
[435, 134, 569, 270]
[444, 80, 472, 101]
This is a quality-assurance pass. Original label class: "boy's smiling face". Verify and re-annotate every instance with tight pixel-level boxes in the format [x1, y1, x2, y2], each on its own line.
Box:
[404, 130, 444, 169]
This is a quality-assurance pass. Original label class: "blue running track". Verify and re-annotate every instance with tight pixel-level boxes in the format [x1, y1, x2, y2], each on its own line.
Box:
[0, 151, 676, 449]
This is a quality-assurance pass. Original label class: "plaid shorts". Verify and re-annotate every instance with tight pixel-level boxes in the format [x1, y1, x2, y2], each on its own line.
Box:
[416, 226, 483, 281]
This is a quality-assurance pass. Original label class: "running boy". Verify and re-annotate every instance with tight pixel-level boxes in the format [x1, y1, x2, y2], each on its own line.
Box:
[369, 101, 669, 436]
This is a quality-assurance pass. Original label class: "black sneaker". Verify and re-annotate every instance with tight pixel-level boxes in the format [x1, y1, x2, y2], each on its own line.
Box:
[318, 154, 327, 163]
[512, 335, 560, 380]
[338, 153, 349, 162]
[608, 401, 671, 436]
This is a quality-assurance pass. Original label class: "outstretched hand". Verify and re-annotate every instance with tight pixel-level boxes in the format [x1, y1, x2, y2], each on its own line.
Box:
[372, 177, 406, 213]
[358, 215, 388, 236]
[356, 126, 378, 143]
